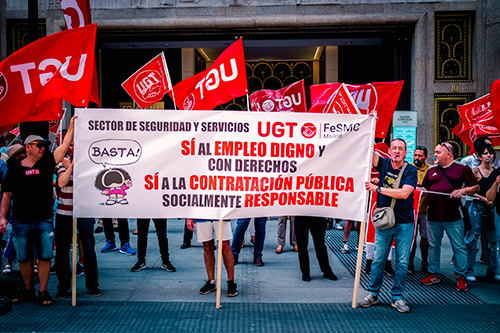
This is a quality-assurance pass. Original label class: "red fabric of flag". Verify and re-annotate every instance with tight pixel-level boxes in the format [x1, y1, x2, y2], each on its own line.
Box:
[169, 39, 248, 110]
[122, 53, 172, 109]
[250, 80, 307, 112]
[60, 0, 100, 107]
[490, 79, 500, 131]
[310, 81, 404, 139]
[0, 24, 97, 127]
[309, 83, 360, 115]
[452, 94, 500, 149]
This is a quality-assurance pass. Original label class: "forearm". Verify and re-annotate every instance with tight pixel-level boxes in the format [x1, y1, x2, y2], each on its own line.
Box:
[57, 165, 73, 188]
[486, 185, 498, 202]
[378, 186, 413, 200]
[462, 185, 479, 196]
[0, 192, 12, 218]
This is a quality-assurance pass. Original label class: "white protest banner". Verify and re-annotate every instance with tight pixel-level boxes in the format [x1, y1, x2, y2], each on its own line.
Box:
[73, 109, 375, 220]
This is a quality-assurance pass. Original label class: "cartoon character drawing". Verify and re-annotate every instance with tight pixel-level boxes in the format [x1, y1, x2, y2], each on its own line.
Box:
[95, 168, 133, 206]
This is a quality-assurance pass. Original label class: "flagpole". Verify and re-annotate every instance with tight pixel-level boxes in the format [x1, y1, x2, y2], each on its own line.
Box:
[171, 88, 178, 111]
[246, 94, 250, 112]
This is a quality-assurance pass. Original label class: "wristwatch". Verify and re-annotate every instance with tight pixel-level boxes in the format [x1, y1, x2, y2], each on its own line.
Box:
[376, 187, 381, 193]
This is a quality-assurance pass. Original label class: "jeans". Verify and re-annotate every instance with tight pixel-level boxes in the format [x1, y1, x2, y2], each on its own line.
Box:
[428, 219, 467, 278]
[137, 218, 170, 263]
[103, 218, 130, 246]
[55, 215, 99, 292]
[295, 216, 333, 276]
[12, 219, 54, 262]
[232, 217, 267, 258]
[367, 222, 414, 300]
[465, 202, 499, 277]
[493, 209, 500, 269]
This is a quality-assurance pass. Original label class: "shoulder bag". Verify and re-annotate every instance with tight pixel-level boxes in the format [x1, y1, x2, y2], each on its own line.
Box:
[372, 162, 408, 230]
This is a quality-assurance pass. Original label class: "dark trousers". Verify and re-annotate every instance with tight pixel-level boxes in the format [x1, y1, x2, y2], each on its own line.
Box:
[295, 216, 333, 275]
[183, 223, 193, 243]
[55, 215, 99, 292]
[103, 218, 130, 246]
[137, 218, 170, 263]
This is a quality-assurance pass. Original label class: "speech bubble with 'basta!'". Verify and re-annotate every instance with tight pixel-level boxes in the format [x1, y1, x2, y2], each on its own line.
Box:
[89, 139, 142, 168]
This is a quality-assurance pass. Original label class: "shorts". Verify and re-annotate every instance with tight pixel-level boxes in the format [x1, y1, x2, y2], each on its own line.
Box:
[195, 220, 233, 243]
[417, 213, 428, 239]
[12, 219, 54, 262]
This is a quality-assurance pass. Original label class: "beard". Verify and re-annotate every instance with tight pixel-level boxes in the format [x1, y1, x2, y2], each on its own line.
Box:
[414, 159, 421, 166]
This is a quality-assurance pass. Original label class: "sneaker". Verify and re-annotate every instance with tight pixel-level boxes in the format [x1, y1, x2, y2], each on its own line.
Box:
[364, 259, 372, 274]
[341, 243, 350, 254]
[94, 226, 103, 233]
[384, 261, 395, 277]
[334, 223, 344, 230]
[199, 280, 216, 295]
[359, 293, 378, 308]
[466, 275, 477, 283]
[421, 273, 441, 286]
[487, 273, 500, 281]
[391, 299, 410, 313]
[119, 243, 136, 256]
[131, 261, 147, 272]
[180, 242, 191, 249]
[88, 288, 102, 297]
[457, 276, 468, 292]
[227, 280, 238, 297]
[407, 263, 414, 276]
[101, 240, 117, 253]
[75, 263, 84, 277]
[161, 261, 176, 272]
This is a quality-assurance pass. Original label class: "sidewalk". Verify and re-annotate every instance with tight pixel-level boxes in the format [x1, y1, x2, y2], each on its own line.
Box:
[1, 218, 499, 332]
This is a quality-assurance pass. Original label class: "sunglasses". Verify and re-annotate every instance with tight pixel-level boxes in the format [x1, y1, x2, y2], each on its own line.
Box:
[30, 142, 46, 149]
[415, 145, 427, 150]
[439, 142, 451, 152]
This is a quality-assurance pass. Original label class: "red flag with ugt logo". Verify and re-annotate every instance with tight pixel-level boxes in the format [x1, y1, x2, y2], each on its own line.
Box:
[308, 83, 360, 115]
[0, 24, 97, 127]
[490, 79, 500, 131]
[310, 81, 404, 138]
[451, 94, 500, 149]
[250, 80, 307, 112]
[121, 53, 172, 109]
[169, 39, 248, 110]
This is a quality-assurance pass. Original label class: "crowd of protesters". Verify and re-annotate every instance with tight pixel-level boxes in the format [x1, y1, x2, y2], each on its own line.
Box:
[0, 125, 499, 313]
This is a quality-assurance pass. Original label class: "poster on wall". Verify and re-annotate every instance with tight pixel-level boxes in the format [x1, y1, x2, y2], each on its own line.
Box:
[73, 109, 375, 221]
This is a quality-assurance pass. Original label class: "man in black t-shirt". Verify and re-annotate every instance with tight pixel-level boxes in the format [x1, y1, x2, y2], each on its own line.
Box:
[360, 138, 417, 313]
[0, 117, 75, 306]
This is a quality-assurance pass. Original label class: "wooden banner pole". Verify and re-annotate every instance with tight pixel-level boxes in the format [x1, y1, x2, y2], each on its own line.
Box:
[71, 217, 77, 306]
[352, 221, 366, 308]
[215, 218, 224, 309]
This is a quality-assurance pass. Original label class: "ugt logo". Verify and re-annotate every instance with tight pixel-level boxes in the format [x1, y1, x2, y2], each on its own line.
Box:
[301, 123, 316, 139]
[134, 70, 162, 103]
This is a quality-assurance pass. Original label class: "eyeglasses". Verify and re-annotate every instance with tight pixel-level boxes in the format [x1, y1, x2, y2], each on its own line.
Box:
[439, 142, 451, 152]
[390, 147, 406, 152]
[30, 142, 45, 149]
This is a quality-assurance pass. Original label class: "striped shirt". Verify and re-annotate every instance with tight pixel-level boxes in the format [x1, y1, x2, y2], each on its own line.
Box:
[56, 163, 73, 216]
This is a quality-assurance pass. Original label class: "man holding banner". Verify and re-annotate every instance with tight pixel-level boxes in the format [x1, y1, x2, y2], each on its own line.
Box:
[361, 138, 417, 313]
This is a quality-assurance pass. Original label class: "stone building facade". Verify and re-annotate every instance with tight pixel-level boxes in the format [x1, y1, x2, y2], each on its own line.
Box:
[1, 0, 499, 159]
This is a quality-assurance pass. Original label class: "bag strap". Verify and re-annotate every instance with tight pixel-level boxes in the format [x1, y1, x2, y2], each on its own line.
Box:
[390, 161, 408, 209]
[440, 167, 455, 189]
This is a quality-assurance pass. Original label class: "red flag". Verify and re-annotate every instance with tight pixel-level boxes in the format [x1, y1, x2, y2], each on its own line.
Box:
[122, 53, 172, 109]
[371, 143, 391, 178]
[451, 94, 500, 149]
[0, 24, 97, 127]
[366, 190, 422, 244]
[60, 0, 100, 107]
[169, 39, 248, 110]
[309, 83, 360, 115]
[60, 0, 92, 28]
[250, 80, 307, 113]
[310, 81, 404, 138]
[490, 79, 500, 131]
